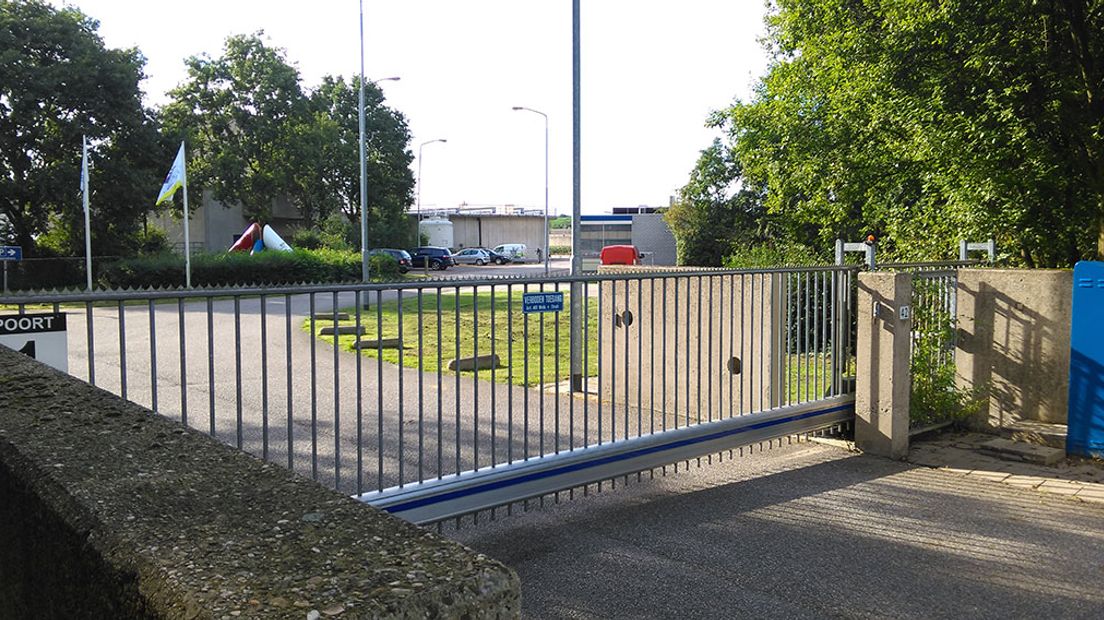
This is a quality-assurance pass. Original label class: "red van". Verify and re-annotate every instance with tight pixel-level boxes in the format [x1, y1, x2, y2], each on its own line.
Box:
[600, 245, 641, 266]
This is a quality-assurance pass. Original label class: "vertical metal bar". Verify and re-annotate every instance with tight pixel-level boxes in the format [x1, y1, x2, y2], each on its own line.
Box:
[685, 277, 691, 427]
[662, 277, 668, 432]
[610, 279, 616, 442]
[636, 278, 642, 436]
[707, 275, 714, 422]
[555, 281, 561, 453]
[148, 299, 157, 411]
[179, 298, 188, 428]
[418, 289, 425, 482]
[332, 291, 341, 490]
[523, 282, 530, 456]
[696, 275, 702, 425]
[234, 296, 243, 451]
[830, 270, 838, 395]
[583, 279, 590, 447]
[437, 289, 444, 478]
[804, 272, 811, 404]
[748, 274, 756, 411]
[286, 294, 293, 468]
[118, 301, 127, 400]
[814, 272, 821, 400]
[85, 302, 95, 386]
[729, 274, 735, 416]
[822, 271, 829, 398]
[398, 289, 405, 486]
[597, 279, 603, 442]
[454, 287, 461, 473]
[256, 296, 267, 460]
[377, 290, 384, 491]
[739, 274, 745, 416]
[649, 277, 655, 433]
[355, 291, 363, 495]
[539, 281, 545, 456]
[490, 286, 497, 464]
[672, 277, 678, 429]
[759, 272, 765, 411]
[796, 272, 803, 403]
[624, 278, 630, 439]
[473, 286, 480, 469]
[208, 297, 216, 437]
[308, 293, 317, 478]
[507, 284, 514, 463]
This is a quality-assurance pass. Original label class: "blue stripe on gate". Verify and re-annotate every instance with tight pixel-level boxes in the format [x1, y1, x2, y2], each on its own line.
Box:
[380, 401, 853, 515]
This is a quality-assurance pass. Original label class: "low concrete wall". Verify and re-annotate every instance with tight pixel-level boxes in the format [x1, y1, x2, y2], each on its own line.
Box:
[0, 346, 519, 618]
[955, 269, 1072, 427]
[597, 267, 782, 424]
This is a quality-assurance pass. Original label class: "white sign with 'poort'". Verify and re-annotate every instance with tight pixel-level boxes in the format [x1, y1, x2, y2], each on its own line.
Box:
[0, 313, 68, 372]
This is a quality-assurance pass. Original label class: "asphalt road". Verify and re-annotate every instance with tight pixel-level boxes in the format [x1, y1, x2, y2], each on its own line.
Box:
[449, 440, 1104, 619]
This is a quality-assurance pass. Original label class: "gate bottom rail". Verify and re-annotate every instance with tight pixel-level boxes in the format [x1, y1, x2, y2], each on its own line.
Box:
[357, 395, 855, 524]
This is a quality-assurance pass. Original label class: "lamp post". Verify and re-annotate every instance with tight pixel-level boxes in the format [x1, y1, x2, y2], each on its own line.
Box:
[511, 106, 549, 274]
[357, 0, 401, 282]
[416, 138, 448, 219]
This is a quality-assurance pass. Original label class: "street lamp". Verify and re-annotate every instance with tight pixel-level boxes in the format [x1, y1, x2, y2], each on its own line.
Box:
[358, 0, 402, 282]
[511, 106, 549, 274]
[416, 139, 448, 219]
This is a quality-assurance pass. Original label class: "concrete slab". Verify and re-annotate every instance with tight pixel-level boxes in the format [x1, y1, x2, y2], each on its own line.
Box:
[448, 354, 502, 371]
[977, 437, 1065, 465]
[311, 312, 350, 321]
[319, 325, 364, 336]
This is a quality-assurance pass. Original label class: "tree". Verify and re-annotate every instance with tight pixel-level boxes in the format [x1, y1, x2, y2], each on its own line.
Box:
[161, 32, 306, 222]
[302, 76, 414, 246]
[0, 0, 163, 256]
[684, 0, 1103, 267]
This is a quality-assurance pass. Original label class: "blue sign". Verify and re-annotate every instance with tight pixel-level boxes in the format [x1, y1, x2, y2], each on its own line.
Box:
[522, 291, 564, 314]
[0, 246, 21, 261]
[1068, 261, 1104, 457]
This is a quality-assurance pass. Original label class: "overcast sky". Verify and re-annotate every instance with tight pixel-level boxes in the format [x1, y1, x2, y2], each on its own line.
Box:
[53, 1, 768, 215]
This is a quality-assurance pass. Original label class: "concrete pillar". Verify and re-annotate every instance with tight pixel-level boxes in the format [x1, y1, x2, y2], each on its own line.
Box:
[855, 271, 912, 459]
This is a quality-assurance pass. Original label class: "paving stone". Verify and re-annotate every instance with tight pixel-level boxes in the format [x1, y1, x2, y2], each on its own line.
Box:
[319, 325, 364, 336]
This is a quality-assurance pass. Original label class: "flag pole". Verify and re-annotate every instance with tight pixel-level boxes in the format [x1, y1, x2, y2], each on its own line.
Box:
[82, 136, 92, 291]
[181, 141, 191, 288]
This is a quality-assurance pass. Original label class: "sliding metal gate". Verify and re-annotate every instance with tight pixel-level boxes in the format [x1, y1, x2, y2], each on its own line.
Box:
[0, 265, 858, 524]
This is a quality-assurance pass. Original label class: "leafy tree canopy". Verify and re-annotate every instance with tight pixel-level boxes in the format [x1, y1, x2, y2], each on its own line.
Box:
[675, 0, 1103, 267]
[0, 0, 164, 256]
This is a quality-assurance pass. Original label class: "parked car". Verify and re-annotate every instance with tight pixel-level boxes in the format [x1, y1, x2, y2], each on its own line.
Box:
[452, 248, 494, 266]
[473, 247, 511, 265]
[367, 248, 412, 273]
[599, 244, 641, 266]
[409, 246, 455, 270]
[492, 243, 527, 261]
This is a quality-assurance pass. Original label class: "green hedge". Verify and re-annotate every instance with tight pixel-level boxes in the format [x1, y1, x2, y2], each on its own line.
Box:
[98, 249, 385, 289]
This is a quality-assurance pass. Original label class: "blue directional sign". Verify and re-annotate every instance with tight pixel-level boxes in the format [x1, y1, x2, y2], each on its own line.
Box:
[0, 246, 22, 261]
[522, 291, 564, 314]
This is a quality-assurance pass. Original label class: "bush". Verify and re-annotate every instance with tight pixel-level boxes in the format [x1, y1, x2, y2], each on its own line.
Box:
[369, 253, 402, 280]
[549, 245, 571, 255]
[723, 242, 824, 268]
[98, 249, 366, 289]
[290, 228, 324, 250]
[136, 226, 171, 256]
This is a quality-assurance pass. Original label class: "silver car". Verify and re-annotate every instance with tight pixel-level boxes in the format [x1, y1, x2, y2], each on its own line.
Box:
[452, 248, 493, 266]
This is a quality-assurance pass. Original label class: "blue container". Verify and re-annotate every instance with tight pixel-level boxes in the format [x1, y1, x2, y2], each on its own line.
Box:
[1068, 261, 1104, 457]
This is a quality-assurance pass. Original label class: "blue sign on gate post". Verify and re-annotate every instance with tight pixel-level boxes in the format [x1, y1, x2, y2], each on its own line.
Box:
[1068, 261, 1104, 457]
[0, 246, 22, 261]
[522, 291, 564, 314]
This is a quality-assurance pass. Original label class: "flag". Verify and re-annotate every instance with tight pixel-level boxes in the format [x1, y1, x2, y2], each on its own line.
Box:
[156, 142, 186, 205]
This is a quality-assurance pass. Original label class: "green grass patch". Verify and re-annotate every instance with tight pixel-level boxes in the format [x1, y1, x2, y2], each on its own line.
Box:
[308, 291, 599, 387]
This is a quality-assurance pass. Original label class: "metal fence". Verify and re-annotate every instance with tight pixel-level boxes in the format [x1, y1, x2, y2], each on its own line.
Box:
[908, 269, 960, 428]
[0, 264, 858, 524]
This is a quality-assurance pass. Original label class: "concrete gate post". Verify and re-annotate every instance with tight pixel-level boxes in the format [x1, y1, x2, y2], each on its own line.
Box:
[855, 271, 913, 459]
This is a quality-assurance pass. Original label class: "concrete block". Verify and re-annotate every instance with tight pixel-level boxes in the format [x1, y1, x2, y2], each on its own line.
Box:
[312, 311, 350, 321]
[448, 354, 502, 371]
[319, 325, 364, 336]
[356, 337, 403, 349]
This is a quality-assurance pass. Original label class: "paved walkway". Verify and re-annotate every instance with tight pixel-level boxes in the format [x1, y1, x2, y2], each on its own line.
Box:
[907, 431, 1104, 505]
[449, 439, 1104, 619]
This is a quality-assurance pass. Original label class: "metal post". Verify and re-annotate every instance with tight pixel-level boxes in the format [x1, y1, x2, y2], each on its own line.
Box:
[958, 239, 968, 262]
[544, 112, 549, 274]
[358, 0, 369, 283]
[81, 136, 92, 291]
[569, 0, 583, 391]
[181, 143, 191, 289]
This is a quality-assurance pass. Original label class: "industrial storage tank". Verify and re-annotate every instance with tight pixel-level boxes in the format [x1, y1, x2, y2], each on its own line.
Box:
[418, 218, 454, 249]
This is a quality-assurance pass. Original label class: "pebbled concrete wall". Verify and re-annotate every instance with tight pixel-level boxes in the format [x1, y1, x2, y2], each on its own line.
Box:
[955, 269, 1072, 427]
[0, 346, 519, 619]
